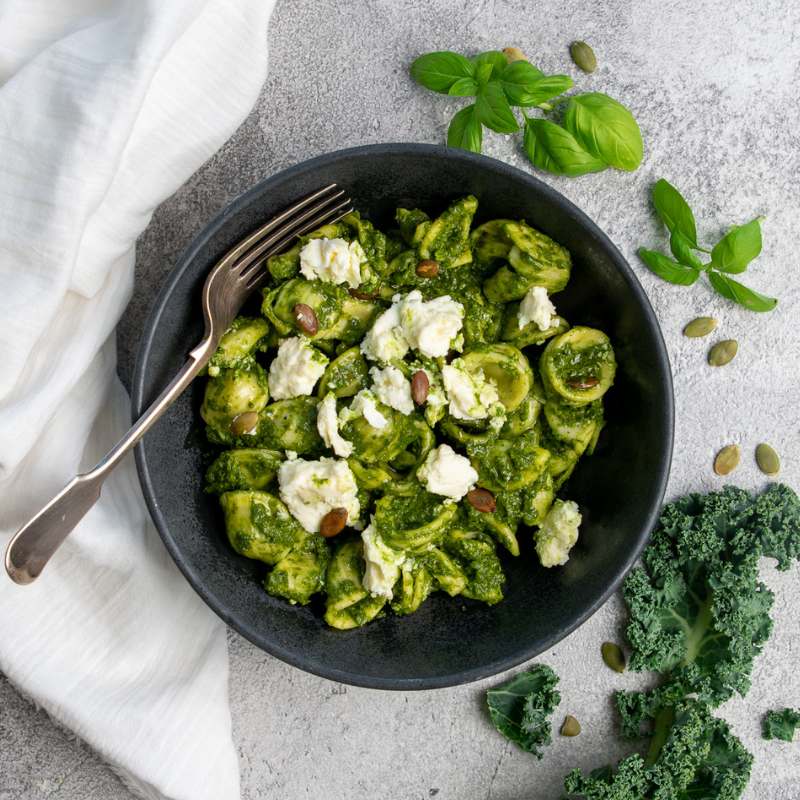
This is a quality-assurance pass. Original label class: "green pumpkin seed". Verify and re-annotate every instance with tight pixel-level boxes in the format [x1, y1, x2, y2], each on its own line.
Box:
[570, 41, 597, 73]
[708, 339, 738, 366]
[560, 715, 581, 737]
[755, 443, 780, 476]
[683, 316, 717, 338]
[714, 444, 740, 476]
[230, 411, 259, 437]
[601, 641, 625, 673]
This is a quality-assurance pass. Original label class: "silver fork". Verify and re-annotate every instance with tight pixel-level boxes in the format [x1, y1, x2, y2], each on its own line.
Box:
[5, 184, 352, 585]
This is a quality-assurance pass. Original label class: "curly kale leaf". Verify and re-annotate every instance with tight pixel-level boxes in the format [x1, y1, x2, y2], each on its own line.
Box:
[623, 484, 799, 706]
[732, 483, 800, 570]
[564, 485, 795, 800]
[486, 664, 559, 757]
[565, 700, 752, 800]
[762, 708, 800, 742]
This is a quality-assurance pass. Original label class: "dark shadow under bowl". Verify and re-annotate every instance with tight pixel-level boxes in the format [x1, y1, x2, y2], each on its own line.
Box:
[132, 143, 673, 690]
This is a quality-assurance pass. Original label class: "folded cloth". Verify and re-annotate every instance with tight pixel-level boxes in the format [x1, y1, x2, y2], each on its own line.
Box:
[0, 2, 275, 798]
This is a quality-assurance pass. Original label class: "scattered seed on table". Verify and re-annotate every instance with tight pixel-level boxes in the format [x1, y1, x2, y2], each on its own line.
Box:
[714, 444, 740, 476]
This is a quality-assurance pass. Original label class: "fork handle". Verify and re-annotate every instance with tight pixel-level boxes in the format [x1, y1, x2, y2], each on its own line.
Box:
[4, 340, 213, 585]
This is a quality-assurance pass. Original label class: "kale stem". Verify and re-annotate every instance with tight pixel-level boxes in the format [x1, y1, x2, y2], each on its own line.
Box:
[684, 593, 713, 665]
[645, 706, 675, 766]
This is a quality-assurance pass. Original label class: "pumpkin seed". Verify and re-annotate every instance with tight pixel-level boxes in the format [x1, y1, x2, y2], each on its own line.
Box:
[708, 339, 738, 366]
[467, 488, 496, 513]
[755, 443, 780, 476]
[230, 411, 259, 437]
[683, 316, 717, 338]
[566, 375, 599, 390]
[570, 41, 597, 73]
[411, 370, 430, 405]
[601, 641, 625, 673]
[560, 715, 581, 737]
[416, 259, 439, 278]
[293, 303, 319, 336]
[319, 507, 348, 538]
[713, 444, 740, 476]
[503, 46, 528, 63]
[349, 287, 378, 301]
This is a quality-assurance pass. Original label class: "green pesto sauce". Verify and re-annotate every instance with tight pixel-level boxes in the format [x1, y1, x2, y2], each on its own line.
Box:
[376, 490, 445, 532]
[468, 434, 538, 484]
[204, 195, 614, 629]
[247, 397, 321, 453]
[204, 449, 281, 494]
[250, 502, 303, 549]
[550, 342, 612, 381]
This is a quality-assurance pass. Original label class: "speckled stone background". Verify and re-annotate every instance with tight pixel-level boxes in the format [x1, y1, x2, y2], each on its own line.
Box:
[2, 0, 799, 798]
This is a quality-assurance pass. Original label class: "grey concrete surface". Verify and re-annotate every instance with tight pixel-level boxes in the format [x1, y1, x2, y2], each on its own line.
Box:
[3, 0, 800, 797]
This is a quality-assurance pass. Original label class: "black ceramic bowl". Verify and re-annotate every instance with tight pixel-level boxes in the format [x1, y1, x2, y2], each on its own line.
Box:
[133, 143, 673, 690]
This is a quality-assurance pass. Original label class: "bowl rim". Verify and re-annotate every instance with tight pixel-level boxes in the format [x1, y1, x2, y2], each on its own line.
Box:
[132, 142, 674, 690]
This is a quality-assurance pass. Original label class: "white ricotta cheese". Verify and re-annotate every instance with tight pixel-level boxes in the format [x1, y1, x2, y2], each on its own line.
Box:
[397, 290, 464, 358]
[360, 302, 409, 363]
[442, 358, 504, 423]
[518, 286, 556, 331]
[535, 499, 582, 567]
[268, 336, 328, 400]
[361, 522, 405, 599]
[346, 389, 388, 429]
[299, 237, 365, 287]
[277, 456, 360, 534]
[360, 291, 464, 362]
[316, 393, 353, 458]
[369, 365, 414, 415]
[417, 443, 478, 501]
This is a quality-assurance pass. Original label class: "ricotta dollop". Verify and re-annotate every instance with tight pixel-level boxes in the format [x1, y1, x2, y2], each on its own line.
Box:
[277, 456, 359, 534]
[417, 444, 478, 501]
[299, 237, 365, 288]
[518, 286, 556, 331]
[268, 337, 328, 400]
[535, 499, 582, 567]
[316, 393, 353, 458]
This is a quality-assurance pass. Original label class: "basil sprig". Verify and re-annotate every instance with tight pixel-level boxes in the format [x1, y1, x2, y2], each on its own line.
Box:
[410, 49, 643, 178]
[638, 179, 777, 312]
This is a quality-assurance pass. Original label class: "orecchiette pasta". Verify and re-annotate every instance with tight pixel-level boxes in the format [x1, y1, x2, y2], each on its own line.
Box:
[198, 197, 615, 627]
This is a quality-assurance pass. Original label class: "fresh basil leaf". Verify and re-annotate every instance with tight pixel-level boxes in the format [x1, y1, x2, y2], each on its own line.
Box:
[447, 104, 483, 153]
[409, 51, 475, 94]
[476, 82, 519, 134]
[448, 77, 478, 97]
[638, 248, 700, 285]
[652, 179, 698, 245]
[486, 665, 560, 757]
[708, 270, 777, 312]
[475, 62, 494, 86]
[498, 59, 572, 107]
[563, 92, 644, 171]
[503, 72, 573, 107]
[523, 117, 606, 176]
[710, 217, 763, 274]
[670, 231, 704, 269]
[500, 59, 544, 83]
[472, 50, 508, 79]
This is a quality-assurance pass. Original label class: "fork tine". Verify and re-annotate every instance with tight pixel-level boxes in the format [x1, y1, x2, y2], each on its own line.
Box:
[235, 195, 352, 281]
[219, 183, 342, 270]
[242, 204, 354, 289]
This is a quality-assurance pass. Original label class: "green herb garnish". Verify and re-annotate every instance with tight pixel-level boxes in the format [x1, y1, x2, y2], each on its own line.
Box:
[638, 179, 777, 311]
[486, 664, 560, 756]
[410, 49, 643, 177]
[564, 483, 800, 797]
[762, 708, 800, 742]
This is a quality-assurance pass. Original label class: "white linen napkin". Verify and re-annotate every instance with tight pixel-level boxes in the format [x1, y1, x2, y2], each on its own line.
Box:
[0, 1, 275, 798]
